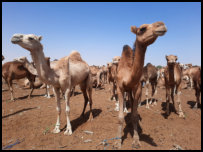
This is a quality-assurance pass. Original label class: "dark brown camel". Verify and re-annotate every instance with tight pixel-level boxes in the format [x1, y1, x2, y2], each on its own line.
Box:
[2, 61, 36, 101]
[140, 63, 158, 108]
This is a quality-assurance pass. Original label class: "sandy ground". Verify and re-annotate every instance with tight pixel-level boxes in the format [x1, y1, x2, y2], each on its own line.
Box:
[2, 80, 201, 150]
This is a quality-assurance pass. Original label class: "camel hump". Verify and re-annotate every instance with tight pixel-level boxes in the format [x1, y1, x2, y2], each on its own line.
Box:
[69, 50, 83, 61]
[121, 45, 133, 59]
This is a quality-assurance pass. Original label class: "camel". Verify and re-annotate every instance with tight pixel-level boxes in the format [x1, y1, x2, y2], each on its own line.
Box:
[140, 63, 158, 108]
[14, 56, 51, 98]
[101, 65, 108, 84]
[107, 56, 129, 113]
[164, 55, 184, 118]
[182, 66, 201, 108]
[115, 21, 167, 149]
[11, 33, 93, 136]
[2, 61, 36, 101]
[157, 67, 166, 88]
[2, 55, 5, 61]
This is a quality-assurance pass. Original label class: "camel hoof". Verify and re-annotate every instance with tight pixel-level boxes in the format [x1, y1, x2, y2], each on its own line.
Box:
[124, 108, 129, 113]
[113, 140, 122, 149]
[146, 106, 150, 109]
[52, 128, 60, 134]
[178, 112, 185, 118]
[132, 141, 141, 149]
[64, 129, 72, 135]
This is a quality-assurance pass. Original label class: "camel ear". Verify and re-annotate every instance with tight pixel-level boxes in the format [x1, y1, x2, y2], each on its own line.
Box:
[165, 55, 168, 60]
[38, 36, 42, 41]
[175, 56, 178, 61]
[131, 26, 137, 34]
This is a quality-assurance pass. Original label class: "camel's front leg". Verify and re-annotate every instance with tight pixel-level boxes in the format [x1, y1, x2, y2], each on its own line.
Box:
[52, 87, 61, 133]
[7, 80, 15, 101]
[145, 80, 150, 109]
[114, 87, 124, 149]
[176, 86, 184, 118]
[64, 88, 72, 135]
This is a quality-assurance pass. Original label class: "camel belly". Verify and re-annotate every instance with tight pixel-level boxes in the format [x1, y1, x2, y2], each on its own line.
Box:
[69, 62, 89, 86]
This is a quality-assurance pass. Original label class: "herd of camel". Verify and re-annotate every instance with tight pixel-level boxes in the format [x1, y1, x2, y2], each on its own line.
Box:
[2, 21, 201, 149]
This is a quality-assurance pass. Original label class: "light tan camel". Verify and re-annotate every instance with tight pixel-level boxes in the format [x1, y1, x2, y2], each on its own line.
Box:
[11, 34, 93, 135]
[183, 66, 201, 108]
[2, 61, 36, 101]
[164, 55, 184, 118]
[14, 56, 51, 98]
[140, 63, 158, 108]
[115, 21, 167, 149]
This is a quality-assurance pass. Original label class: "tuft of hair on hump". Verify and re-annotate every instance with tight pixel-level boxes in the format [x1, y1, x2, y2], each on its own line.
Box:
[69, 50, 82, 61]
[121, 45, 133, 59]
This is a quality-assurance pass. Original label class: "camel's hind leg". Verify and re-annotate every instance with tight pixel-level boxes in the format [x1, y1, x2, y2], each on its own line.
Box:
[27, 75, 35, 99]
[80, 74, 93, 121]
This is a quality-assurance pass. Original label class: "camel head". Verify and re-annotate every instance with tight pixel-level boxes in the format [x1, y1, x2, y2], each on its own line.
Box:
[13, 56, 27, 63]
[166, 55, 178, 66]
[11, 34, 42, 52]
[2, 55, 4, 61]
[131, 21, 167, 46]
[112, 56, 121, 65]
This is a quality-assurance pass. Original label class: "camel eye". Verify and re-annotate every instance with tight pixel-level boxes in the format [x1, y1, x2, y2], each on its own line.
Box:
[140, 27, 146, 32]
[29, 37, 34, 40]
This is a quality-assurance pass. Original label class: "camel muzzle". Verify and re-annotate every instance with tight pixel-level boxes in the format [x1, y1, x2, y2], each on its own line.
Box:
[11, 34, 23, 44]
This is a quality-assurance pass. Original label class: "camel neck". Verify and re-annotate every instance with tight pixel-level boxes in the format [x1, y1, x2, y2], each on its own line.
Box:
[24, 60, 38, 75]
[131, 41, 147, 85]
[30, 46, 57, 85]
[168, 64, 175, 82]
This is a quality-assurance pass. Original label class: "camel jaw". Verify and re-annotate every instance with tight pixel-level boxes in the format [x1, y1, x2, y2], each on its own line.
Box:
[154, 26, 167, 36]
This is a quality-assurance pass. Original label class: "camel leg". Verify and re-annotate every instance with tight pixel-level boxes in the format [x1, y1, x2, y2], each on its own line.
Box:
[114, 87, 124, 149]
[111, 82, 116, 101]
[176, 85, 184, 118]
[193, 82, 200, 109]
[132, 89, 141, 149]
[87, 85, 93, 121]
[165, 86, 170, 116]
[44, 85, 51, 98]
[7, 79, 15, 101]
[64, 88, 73, 135]
[52, 87, 61, 134]
[28, 81, 34, 99]
[152, 82, 158, 106]
[123, 92, 129, 113]
[145, 80, 150, 109]
[171, 87, 177, 113]
[190, 76, 193, 89]
[80, 85, 89, 118]
[138, 82, 143, 107]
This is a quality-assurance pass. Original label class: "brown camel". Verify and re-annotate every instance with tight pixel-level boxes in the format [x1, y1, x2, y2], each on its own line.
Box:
[2, 61, 36, 101]
[140, 63, 158, 108]
[15, 56, 52, 98]
[164, 55, 184, 118]
[11, 34, 93, 135]
[157, 67, 166, 88]
[115, 21, 167, 148]
[107, 56, 120, 101]
[102, 65, 108, 84]
[182, 66, 201, 108]
[2, 55, 5, 61]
